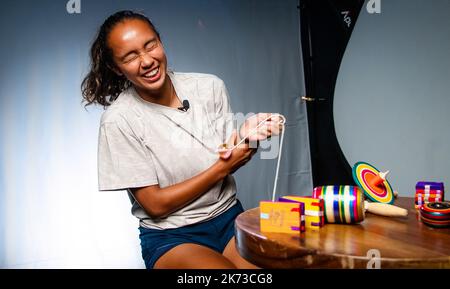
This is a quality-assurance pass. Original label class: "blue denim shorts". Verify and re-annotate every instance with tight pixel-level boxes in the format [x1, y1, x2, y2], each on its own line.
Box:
[138, 200, 244, 269]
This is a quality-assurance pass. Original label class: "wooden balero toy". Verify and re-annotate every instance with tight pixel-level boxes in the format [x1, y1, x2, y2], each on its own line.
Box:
[312, 185, 407, 224]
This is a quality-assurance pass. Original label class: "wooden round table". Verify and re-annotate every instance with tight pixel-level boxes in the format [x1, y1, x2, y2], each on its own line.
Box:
[235, 197, 450, 268]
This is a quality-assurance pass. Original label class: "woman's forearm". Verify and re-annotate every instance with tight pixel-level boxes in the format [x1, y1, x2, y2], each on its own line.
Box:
[133, 160, 230, 218]
[133, 130, 255, 219]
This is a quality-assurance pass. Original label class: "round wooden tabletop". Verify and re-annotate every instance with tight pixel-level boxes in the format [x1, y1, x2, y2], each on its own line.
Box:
[235, 197, 450, 268]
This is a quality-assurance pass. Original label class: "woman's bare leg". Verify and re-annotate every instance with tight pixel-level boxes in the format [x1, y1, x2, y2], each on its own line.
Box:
[154, 243, 237, 269]
[222, 237, 260, 269]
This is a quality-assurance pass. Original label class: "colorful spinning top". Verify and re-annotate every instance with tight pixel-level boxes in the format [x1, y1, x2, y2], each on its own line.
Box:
[352, 161, 394, 204]
[419, 202, 450, 228]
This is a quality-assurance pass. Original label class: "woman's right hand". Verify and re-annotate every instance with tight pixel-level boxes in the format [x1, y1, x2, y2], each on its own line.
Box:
[217, 130, 256, 175]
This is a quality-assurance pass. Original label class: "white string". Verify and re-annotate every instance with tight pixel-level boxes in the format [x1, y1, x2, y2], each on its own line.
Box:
[272, 116, 286, 202]
[217, 113, 286, 202]
[219, 113, 286, 152]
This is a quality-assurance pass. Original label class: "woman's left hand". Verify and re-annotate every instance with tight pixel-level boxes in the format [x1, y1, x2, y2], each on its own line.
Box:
[239, 113, 283, 142]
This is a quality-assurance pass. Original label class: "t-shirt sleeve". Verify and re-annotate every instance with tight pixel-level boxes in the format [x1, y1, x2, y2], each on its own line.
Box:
[97, 120, 158, 191]
[214, 78, 235, 143]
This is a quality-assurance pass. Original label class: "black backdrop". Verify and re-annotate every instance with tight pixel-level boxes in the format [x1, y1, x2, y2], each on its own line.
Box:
[299, 0, 365, 186]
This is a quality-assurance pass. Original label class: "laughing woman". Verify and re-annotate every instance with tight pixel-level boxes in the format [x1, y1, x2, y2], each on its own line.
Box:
[81, 10, 281, 269]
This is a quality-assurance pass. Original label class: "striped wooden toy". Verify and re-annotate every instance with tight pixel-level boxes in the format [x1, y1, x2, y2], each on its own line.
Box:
[312, 186, 365, 224]
[415, 194, 442, 209]
[415, 182, 444, 209]
[419, 202, 450, 228]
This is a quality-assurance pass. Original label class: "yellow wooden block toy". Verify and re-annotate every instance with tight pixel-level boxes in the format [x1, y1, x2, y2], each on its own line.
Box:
[260, 201, 305, 233]
[278, 196, 324, 229]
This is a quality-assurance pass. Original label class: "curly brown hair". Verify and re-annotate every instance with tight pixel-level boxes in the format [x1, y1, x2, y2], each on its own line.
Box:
[81, 10, 160, 108]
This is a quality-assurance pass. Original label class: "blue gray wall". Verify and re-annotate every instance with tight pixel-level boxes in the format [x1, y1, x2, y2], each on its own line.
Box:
[0, 0, 311, 268]
[335, 0, 450, 196]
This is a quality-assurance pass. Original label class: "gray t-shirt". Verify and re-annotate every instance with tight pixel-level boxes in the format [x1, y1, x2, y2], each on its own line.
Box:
[98, 71, 237, 229]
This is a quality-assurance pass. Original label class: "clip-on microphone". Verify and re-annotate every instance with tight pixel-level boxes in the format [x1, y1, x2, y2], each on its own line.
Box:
[178, 100, 190, 112]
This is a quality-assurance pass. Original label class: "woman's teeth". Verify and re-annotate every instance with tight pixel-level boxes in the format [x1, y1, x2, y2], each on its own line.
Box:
[144, 68, 159, 77]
